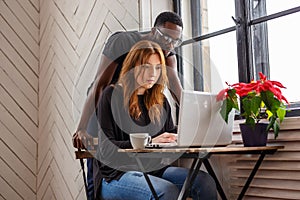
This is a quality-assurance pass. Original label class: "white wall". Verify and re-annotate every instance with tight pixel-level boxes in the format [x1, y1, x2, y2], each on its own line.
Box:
[1, 0, 173, 199]
[1, 0, 39, 199]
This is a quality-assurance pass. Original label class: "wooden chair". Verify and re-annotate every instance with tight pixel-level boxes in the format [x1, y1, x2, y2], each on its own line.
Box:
[75, 138, 192, 200]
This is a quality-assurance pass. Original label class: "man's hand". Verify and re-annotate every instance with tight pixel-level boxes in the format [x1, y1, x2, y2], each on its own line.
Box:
[72, 130, 93, 149]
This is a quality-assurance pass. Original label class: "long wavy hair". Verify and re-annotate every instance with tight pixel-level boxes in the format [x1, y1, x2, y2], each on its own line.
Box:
[118, 40, 168, 124]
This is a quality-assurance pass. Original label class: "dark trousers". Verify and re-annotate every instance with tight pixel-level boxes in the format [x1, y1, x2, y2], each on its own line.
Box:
[87, 158, 94, 200]
[86, 111, 98, 200]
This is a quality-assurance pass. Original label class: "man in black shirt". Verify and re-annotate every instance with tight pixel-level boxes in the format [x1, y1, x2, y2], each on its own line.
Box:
[73, 11, 184, 200]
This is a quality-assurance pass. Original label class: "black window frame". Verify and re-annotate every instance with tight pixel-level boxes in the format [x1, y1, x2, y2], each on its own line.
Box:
[173, 0, 300, 117]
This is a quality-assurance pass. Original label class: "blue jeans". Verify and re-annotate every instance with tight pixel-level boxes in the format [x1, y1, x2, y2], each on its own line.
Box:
[100, 167, 217, 200]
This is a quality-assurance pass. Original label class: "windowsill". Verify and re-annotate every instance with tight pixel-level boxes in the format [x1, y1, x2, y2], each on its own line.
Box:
[233, 116, 300, 133]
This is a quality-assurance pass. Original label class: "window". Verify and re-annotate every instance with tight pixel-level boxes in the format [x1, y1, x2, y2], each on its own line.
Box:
[267, 13, 300, 104]
[176, 0, 300, 115]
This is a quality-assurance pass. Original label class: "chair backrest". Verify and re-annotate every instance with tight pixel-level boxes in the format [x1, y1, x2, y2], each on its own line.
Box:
[75, 137, 98, 159]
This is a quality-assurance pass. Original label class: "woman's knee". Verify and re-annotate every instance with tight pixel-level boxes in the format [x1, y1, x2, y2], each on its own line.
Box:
[154, 181, 179, 200]
[192, 171, 217, 200]
[101, 172, 180, 200]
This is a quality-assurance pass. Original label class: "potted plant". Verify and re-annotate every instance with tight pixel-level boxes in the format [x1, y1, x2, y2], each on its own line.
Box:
[217, 72, 288, 146]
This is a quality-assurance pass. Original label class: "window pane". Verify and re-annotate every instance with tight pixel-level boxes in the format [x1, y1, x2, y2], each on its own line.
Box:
[251, 0, 300, 20]
[181, 0, 235, 39]
[267, 12, 300, 103]
[180, 31, 238, 94]
[205, 0, 236, 34]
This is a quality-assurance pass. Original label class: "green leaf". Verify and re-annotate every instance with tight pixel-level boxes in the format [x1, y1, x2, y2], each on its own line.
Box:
[260, 91, 272, 106]
[266, 110, 273, 119]
[267, 116, 275, 132]
[273, 120, 280, 139]
[220, 99, 235, 123]
[227, 89, 239, 109]
[251, 96, 262, 116]
[242, 95, 262, 123]
[245, 117, 255, 128]
[220, 100, 229, 123]
[277, 104, 286, 122]
[261, 91, 280, 113]
[242, 98, 251, 115]
[219, 89, 239, 124]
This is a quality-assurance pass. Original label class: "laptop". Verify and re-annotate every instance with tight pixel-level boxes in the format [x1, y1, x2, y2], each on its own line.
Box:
[148, 90, 234, 148]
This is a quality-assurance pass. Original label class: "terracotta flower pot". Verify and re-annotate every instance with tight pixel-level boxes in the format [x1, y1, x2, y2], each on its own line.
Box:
[239, 123, 269, 147]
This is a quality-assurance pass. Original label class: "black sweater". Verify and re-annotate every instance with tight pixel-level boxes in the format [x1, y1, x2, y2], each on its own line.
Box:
[93, 85, 176, 198]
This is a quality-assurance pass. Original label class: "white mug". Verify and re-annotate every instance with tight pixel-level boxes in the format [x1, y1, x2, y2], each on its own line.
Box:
[130, 133, 151, 149]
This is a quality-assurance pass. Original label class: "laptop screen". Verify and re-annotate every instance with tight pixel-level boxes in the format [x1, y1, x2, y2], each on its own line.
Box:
[177, 90, 234, 147]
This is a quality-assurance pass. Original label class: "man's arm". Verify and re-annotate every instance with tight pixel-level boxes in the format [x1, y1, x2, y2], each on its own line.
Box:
[73, 55, 118, 149]
[165, 55, 182, 105]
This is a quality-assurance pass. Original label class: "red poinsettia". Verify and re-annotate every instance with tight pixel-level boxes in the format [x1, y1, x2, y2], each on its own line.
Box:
[217, 72, 288, 138]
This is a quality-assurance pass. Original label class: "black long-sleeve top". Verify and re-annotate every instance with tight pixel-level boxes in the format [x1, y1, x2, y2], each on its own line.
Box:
[93, 84, 176, 196]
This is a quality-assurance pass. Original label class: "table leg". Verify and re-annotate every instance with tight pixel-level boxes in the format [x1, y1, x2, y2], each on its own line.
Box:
[177, 158, 203, 200]
[134, 156, 159, 200]
[237, 153, 266, 200]
[203, 159, 228, 200]
[143, 172, 159, 200]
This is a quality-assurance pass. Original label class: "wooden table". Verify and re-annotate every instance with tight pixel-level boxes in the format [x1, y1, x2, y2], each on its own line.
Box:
[75, 145, 284, 200]
[118, 145, 284, 200]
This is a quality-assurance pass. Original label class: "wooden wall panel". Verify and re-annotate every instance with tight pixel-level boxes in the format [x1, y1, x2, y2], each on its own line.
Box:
[1, 0, 172, 199]
[1, 0, 39, 199]
[0, 103, 36, 157]
[0, 27, 38, 91]
[37, 0, 141, 199]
